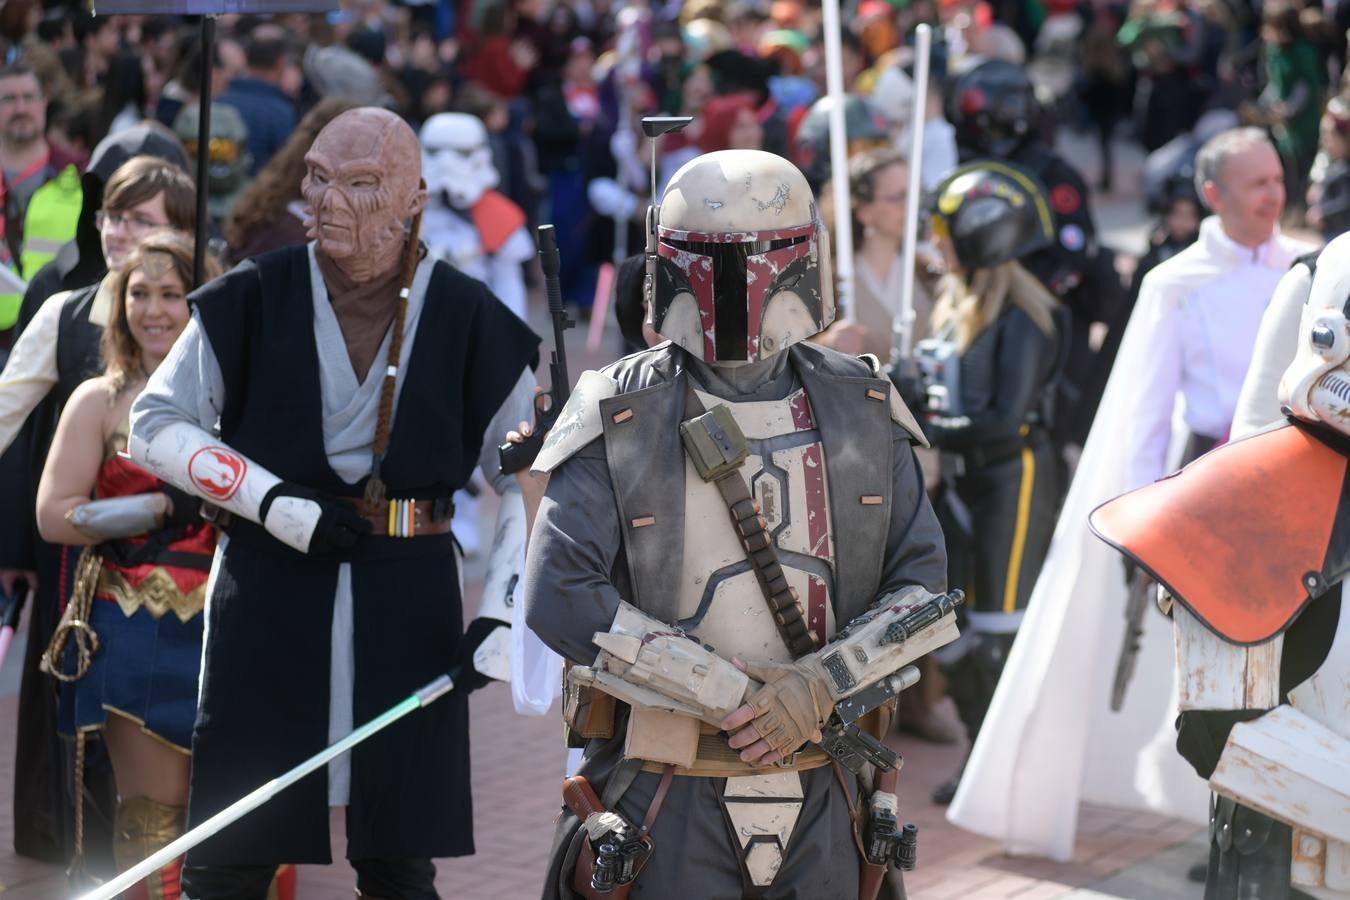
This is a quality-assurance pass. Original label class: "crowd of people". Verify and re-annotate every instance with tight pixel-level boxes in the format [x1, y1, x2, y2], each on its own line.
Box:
[0, 0, 1348, 897]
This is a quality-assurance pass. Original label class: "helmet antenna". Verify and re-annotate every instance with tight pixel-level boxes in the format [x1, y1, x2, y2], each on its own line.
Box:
[639, 116, 694, 302]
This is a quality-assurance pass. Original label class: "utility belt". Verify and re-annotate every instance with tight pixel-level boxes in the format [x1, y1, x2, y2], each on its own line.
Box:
[637, 723, 832, 777]
[958, 422, 1047, 471]
[207, 493, 456, 560]
[337, 495, 455, 538]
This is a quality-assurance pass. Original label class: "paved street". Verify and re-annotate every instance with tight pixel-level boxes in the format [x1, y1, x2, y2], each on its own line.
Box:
[0, 132, 1217, 899]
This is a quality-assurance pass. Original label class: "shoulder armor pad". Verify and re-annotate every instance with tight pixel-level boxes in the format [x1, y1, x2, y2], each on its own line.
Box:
[858, 353, 883, 376]
[888, 383, 929, 448]
[533, 369, 621, 473]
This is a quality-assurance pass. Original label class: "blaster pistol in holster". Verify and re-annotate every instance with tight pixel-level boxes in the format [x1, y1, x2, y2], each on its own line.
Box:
[564, 775, 654, 899]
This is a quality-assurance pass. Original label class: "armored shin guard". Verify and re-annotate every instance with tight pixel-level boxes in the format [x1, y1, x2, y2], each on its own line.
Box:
[113, 796, 186, 900]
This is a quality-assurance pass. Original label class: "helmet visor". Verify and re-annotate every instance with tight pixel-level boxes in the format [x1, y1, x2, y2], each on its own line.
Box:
[656, 221, 817, 362]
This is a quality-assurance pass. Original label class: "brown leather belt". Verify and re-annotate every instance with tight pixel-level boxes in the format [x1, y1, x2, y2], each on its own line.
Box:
[340, 497, 454, 538]
[639, 725, 830, 777]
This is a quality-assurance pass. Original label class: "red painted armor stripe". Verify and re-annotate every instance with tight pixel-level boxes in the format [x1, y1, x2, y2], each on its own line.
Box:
[801, 442, 828, 645]
[788, 390, 815, 431]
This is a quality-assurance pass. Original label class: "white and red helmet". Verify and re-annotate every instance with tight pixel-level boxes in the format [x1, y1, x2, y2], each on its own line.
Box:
[419, 112, 499, 209]
[1281, 233, 1350, 432]
[647, 149, 834, 365]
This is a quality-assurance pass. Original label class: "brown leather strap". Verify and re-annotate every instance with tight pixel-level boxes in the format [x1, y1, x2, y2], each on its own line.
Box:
[338, 497, 453, 536]
[641, 765, 675, 834]
[683, 382, 817, 658]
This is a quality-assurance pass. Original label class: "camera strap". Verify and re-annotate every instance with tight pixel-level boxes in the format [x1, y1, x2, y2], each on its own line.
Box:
[681, 381, 818, 659]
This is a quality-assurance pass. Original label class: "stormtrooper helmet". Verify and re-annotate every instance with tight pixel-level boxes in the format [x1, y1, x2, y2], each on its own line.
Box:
[647, 149, 834, 365]
[1280, 233, 1350, 432]
[419, 113, 499, 209]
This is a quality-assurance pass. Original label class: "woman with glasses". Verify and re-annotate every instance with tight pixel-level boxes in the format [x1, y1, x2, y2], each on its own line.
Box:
[817, 148, 940, 362]
[36, 230, 221, 897]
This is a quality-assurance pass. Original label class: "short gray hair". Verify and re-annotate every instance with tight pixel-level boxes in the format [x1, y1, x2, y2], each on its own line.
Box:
[1193, 127, 1276, 209]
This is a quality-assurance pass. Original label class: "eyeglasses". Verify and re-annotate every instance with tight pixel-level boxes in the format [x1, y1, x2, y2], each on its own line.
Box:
[95, 210, 167, 234]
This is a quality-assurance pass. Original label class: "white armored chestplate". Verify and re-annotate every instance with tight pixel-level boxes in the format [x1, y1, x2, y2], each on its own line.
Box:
[677, 387, 837, 663]
[422, 208, 489, 282]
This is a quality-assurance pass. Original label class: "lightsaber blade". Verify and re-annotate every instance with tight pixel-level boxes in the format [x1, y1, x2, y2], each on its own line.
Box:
[77, 673, 456, 900]
[821, 0, 855, 318]
[893, 24, 933, 364]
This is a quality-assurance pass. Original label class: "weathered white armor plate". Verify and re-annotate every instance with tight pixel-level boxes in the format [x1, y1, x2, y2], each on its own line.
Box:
[678, 389, 836, 661]
[723, 772, 805, 888]
[532, 370, 620, 472]
[1210, 705, 1350, 847]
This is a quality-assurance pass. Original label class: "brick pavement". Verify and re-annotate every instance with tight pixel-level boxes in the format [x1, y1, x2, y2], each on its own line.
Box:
[1, 627, 1202, 900]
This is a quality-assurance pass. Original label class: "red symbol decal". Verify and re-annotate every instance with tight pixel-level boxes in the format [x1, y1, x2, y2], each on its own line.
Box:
[188, 447, 247, 501]
[1050, 184, 1081, 216]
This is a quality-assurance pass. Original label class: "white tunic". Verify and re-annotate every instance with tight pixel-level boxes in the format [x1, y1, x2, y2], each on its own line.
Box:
[947, 217, 1315, 861]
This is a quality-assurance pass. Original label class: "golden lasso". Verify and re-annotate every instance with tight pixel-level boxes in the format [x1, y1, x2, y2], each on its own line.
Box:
[40, 547, 103, 683]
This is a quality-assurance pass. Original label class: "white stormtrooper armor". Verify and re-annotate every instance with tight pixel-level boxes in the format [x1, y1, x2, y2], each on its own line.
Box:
[1092, 237, 1350, 897]
[420, 112, 498, 208]
[419, 113, 533, 321]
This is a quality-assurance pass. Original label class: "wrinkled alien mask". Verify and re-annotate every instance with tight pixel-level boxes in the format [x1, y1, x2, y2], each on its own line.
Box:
[302, 107, 426, 284]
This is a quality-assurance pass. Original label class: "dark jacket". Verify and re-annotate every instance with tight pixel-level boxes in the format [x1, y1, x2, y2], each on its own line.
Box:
[216, 76, 297, 175]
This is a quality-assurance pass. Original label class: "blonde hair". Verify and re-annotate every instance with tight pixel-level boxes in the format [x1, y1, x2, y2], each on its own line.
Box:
[101, 229, 222, 394]
[931, 261, 1058, 352]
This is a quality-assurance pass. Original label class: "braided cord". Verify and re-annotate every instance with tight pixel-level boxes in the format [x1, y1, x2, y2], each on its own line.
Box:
[363, 207, 425, 514]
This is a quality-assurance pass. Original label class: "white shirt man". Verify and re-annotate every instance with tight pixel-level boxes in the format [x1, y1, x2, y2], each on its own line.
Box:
[947, 128, 1316, 861]
[1124, 131, 1315, 488]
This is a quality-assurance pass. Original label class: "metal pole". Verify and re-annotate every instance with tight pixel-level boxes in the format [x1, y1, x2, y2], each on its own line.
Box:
[893, 24, 932, 363]
[192, 15, 216, 288]
[76, 672, 456, 900]
[820, 0, 854, 319]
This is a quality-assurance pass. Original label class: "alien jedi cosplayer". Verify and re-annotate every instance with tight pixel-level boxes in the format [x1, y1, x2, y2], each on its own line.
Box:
[126, 108, 541, 899]
[524, 150, 956, 899]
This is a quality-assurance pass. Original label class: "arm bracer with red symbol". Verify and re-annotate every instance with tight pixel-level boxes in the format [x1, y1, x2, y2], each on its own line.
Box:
[127, 420, 323, 554]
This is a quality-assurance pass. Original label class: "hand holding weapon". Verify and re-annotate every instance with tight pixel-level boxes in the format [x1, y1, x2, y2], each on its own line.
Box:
[499, 225, 574, 475]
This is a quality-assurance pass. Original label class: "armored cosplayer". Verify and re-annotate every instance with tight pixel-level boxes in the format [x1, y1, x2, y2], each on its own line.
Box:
[126, 107, 540, 898]
[524, 147, 959, 899]
[1090, 235, 1350, 899]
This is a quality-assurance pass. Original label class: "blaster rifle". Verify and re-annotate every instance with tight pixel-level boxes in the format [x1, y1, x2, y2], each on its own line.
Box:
[499, 224, 574, 474]
[1111, 561, 1151, 711]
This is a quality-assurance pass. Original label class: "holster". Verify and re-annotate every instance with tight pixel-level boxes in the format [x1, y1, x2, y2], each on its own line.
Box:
[573, 842, 634, 900]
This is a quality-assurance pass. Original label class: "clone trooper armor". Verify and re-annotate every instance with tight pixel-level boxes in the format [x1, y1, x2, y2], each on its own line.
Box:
[525, 150, 952, 898]
[1091, 235, 1350, 899]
